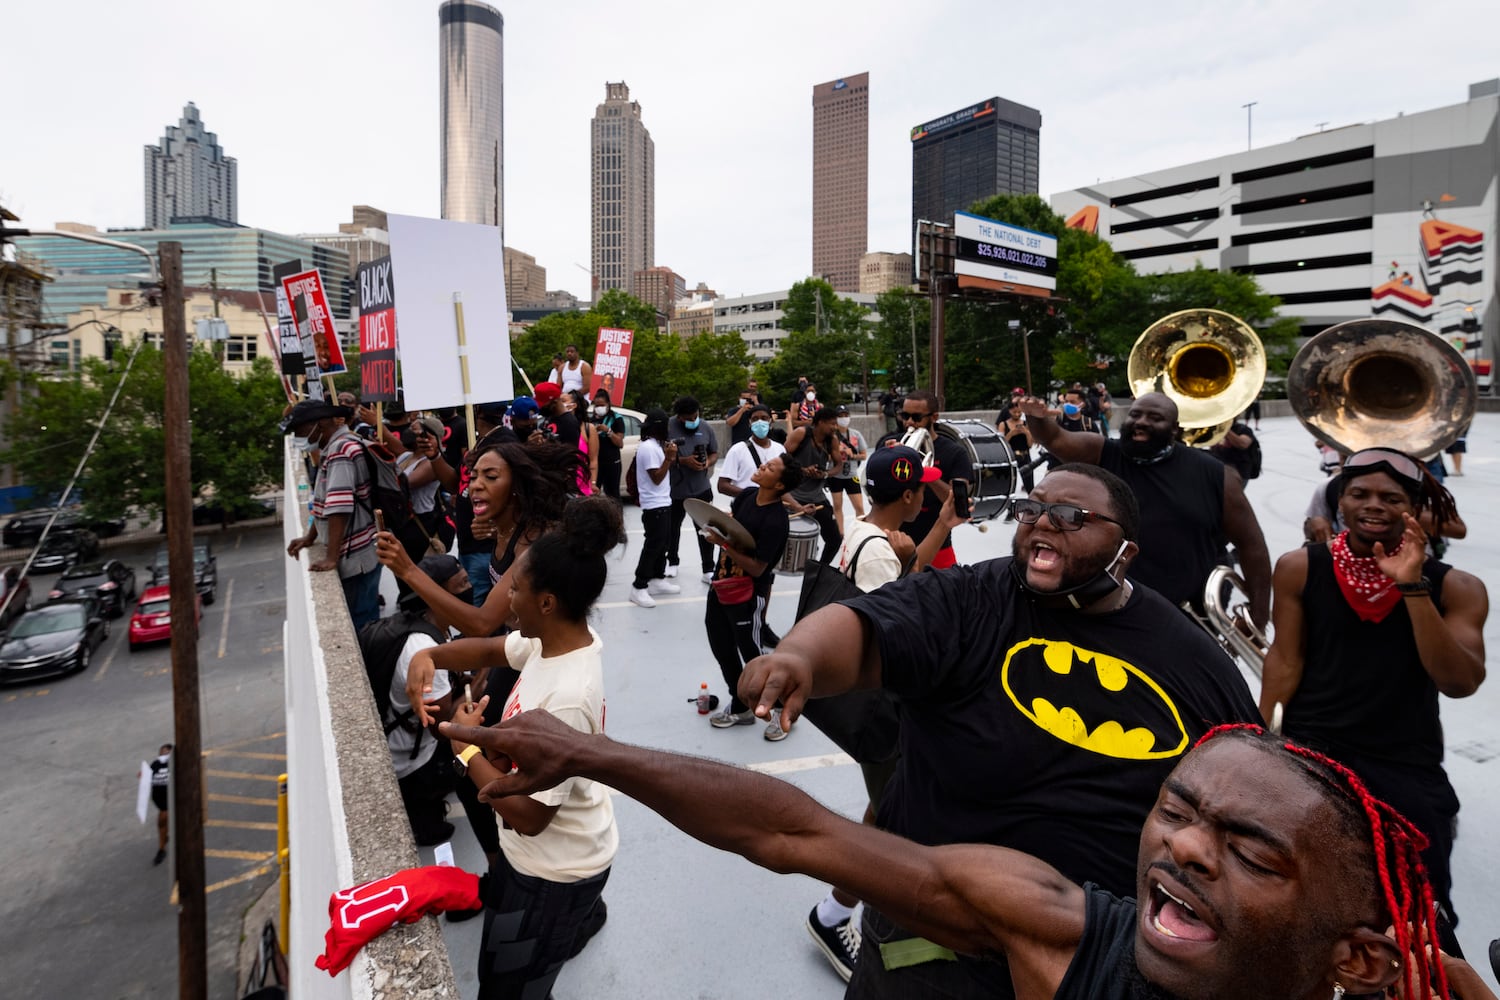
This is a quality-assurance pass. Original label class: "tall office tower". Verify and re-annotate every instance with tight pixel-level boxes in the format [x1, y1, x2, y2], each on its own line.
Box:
[143, 102, 237, 228]
[591, 82, 655, 295]
[910, 97, 1041, 248]
[812, 73, 869, 292]
[439, 0, 504, 234]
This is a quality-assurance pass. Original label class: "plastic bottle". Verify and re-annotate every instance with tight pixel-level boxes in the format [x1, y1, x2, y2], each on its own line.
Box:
[696, 683, 712, 714]
[297, 480, 310, 511]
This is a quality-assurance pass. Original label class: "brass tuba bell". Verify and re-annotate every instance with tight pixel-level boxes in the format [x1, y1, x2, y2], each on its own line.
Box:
[1127, 309, 1267, 447]
[1286, 319, 1476, 458]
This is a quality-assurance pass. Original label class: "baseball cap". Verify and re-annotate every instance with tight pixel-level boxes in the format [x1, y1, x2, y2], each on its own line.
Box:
[835, 404, 850, 415]
[508, 396, 539, 420]
[398, 554, 467, 611]
[533, 382, 562, 406]
[865, 444, 941, 491]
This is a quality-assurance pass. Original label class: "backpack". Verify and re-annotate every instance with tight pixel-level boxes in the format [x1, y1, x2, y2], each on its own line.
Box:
[358, 440, 415, 534]
[357, 612, 448, 759]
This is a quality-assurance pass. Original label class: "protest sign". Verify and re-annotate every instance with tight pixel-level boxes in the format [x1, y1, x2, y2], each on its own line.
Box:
[357, 257, 399, 402]
[272, 259, 305, 378]
[280, 268, 347, 376]
[589, 327, 633, 406]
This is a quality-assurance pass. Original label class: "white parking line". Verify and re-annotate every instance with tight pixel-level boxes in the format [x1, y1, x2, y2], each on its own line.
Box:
[92, 642, 118, 683]
[216, 578, 235, 658]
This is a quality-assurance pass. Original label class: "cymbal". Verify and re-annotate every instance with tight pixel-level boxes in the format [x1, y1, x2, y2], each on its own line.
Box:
[684, 498, 754, 553]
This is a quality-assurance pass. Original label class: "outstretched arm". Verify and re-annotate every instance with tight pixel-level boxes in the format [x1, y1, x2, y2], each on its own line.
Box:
[441, 710, 1084, 996]
[737, 604, 881, 727]
[1018, 398, 1103, 464]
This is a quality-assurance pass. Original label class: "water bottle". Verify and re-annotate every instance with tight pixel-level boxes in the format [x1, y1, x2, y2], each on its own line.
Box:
[696, 683, 712, 714]
[297, 479, 310, 512]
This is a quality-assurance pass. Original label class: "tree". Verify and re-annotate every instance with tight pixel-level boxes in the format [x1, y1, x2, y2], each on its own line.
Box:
[1, 344, 286, 523]
[671, 330, 753, 415]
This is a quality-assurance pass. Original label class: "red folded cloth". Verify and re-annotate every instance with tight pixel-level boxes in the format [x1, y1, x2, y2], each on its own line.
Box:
[315, 865, 481, 975]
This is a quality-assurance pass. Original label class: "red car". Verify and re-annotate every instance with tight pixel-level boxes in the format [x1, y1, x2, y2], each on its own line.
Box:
[128, 585, 202, 650]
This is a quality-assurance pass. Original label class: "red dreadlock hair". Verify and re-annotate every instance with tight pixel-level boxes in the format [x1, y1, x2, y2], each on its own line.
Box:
[1193, 723, 1450, 1000]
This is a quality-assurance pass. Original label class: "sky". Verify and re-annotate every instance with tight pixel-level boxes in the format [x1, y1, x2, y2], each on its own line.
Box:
[5, 0, 1498, 302]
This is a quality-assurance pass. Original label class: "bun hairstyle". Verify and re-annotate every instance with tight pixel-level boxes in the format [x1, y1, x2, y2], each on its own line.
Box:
[522, 495, 627, 621]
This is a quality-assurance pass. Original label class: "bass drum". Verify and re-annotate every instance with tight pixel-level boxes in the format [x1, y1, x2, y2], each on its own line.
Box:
[937, 420, 1017, 520]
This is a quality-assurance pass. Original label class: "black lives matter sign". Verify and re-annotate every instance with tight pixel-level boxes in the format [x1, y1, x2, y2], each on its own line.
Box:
[357, 257, 398, 402]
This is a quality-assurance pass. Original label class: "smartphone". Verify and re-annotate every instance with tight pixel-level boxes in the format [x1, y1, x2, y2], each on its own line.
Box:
[952, 479, 971, 520]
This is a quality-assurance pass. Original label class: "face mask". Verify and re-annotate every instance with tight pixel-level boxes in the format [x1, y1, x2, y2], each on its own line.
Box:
[593, 405, 608, 417]
[1062, 403, 1081, 417]
[750, 420, 771, 439]
[806, 392, 816, 402]
[837, 417, 851, 428]
[684, 418, 700, 430]
[293, 434, 315, 454]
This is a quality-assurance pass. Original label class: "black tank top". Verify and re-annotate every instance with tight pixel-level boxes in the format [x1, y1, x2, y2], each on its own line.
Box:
[789, 432, 833, 503]
[1285, 543, 1450, 769]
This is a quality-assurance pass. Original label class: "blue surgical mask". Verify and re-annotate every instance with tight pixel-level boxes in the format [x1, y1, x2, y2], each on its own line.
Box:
[750, 420, 771, 439]
[1063, 403, 1081, 417]
[684, 418, 700, 430]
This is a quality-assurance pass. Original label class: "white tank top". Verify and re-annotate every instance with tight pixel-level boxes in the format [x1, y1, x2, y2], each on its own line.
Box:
[559, 361, 585, 394]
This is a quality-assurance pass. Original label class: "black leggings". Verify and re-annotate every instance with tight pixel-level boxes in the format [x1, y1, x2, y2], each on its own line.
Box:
[704, 589, 771, 713]
[632, 506, 671, 589]
[806, 499, 841, 565]
[667, 489, 715, 572]
[478, 851, 610, 999]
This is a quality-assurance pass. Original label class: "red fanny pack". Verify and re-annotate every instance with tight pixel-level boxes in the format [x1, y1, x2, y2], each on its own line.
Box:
[710, 575, 756, 604]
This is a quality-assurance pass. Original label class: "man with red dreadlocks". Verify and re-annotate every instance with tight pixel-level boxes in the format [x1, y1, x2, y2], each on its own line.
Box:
[439, 711, 1491, 1000]
[1261, 447, 1488, 954]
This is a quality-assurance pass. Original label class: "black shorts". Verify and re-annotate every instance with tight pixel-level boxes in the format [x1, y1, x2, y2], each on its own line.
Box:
[152, 786, 168, 812]
[827, 476, 858, 493]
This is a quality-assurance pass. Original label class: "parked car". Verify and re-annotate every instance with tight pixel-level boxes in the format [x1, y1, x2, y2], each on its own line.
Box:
[31, 529, 101, 572]
[49, 559, 138, 617]
[192, 495, 277, 526]
[129, 585, 201, 650]
[0, 566, 31, 631]
[2, 508, 123, 549]
[0, 596, 108, 682]
[148, 542, 217, 604]
[611, 406, 645, 499]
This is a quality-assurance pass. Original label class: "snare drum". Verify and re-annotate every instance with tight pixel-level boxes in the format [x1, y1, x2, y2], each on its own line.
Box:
[938, 420, 1018, 520]
[779, 516, 821, 573]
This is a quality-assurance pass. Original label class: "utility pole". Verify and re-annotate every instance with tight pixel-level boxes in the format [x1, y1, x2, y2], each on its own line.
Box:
[162, 242, 207, 1000]
[1242, 101, 1258, 150]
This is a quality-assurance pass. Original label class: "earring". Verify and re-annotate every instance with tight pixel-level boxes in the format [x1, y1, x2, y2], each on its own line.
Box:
[1331, 985, 1345, 1000]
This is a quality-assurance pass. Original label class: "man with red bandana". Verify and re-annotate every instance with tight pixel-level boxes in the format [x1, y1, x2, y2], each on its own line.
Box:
[1261, 446, 1487, 952]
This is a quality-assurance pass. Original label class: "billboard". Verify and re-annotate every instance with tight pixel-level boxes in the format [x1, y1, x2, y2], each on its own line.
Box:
[910, 98, 996, 143]
[952, 210, 1058, 292]
[357, 257, 398, 403]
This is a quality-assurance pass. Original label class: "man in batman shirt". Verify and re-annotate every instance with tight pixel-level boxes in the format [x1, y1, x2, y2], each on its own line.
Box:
[741, 464, 1258, 998]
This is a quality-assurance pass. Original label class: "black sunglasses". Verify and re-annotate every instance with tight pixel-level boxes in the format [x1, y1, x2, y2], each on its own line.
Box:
[898, 410, 930, 422]
[1008, 498, 1122, 532]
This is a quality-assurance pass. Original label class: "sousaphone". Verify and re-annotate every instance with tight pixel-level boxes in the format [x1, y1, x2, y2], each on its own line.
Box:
[1127, 309, 1267, 448]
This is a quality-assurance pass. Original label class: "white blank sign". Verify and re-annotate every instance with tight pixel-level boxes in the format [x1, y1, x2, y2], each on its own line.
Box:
[386, 214, 513, 410]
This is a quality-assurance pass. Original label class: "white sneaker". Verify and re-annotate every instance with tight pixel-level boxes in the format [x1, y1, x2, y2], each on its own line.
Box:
[629, 587, 656, 608]
[649, 580, 681, 595]
[700, 572, 714, 584]
[663, 565, 679, 578]
[764, 708, 790, 742]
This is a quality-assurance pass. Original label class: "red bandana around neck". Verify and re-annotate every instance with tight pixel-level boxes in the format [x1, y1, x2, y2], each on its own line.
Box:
[1329, 531, 1402, 623]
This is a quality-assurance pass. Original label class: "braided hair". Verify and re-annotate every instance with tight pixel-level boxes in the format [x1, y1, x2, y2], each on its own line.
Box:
[1193, 724, 1449, 1000]
[1337, 448, 1459, 538]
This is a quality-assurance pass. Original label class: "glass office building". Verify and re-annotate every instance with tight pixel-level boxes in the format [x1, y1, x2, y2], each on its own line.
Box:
[439, 0, 505, 235]
[911, 97, 1041, 250]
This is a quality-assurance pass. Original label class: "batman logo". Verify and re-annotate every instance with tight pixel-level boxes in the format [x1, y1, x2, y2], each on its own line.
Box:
[1000, 639, 1188, 760]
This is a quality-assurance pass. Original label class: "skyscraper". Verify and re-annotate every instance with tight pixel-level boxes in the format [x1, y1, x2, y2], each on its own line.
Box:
[143, 102, 237, 228]
[910, 97, 1041, 248]
[591, 82, 654, 296]
[812, 73, 869, 293]
[439, 0, 504, 233]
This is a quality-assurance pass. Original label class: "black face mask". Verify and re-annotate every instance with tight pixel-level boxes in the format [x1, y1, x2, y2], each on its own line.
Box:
[1009, 538, 1130, 610]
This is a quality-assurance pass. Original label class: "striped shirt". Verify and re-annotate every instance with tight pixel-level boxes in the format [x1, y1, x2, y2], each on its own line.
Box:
[311, 426, 379, 577]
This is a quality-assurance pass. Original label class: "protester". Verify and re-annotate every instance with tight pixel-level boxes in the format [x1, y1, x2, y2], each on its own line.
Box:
[533, 382, 580, 453]
[588, 389, 626, 500]
[827, 404, 869, 537]
[783, 406, 845, 566]
[556, 344, 592, 397]
[716, 404, 788, 497]
[895, 389, 974, 568]
[1024, 391, 1273, 629]
[996, 399, 1035, 494]
[416, 497, 623, 999]
[567, 389, 601, 495]
[1089, 382, 1114, 436]
[284, 400, 382, 631]
[444, 713, 1473, 1000]
[338, 391, 374, 439]
[1261, 447, 1487, 952]
[740, 464, 1258, 997]
[382, 416, 451, 592]
[142, 743, 172, 866]
[665, 396, 718, 583]
[878, 388, 901, 436]
[791, 381, 821, 429]
[1445, 422, 1469, 476]
[416, 401, 514, 603]
[1207, 419, 1260, 487]
[507, 396, 541, 441]
[702, 455, 801, 738]
[630, 409, 680, 608]
[725, 378, 764, 445]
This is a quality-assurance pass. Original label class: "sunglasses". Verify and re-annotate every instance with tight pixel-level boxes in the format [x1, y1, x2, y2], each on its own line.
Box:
[898, 410, 931, 422]
[1343, 448, 1421, 483]
[1007, 498, 1123, 532]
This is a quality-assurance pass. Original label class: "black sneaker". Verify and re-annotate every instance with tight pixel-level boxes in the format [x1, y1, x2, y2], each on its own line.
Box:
[414, 821, 455, 847]
[568, 899, 607, 958]
[152, 848, 167, 866]
[446, 904, 484, 924]
[805, 906, 859, 982]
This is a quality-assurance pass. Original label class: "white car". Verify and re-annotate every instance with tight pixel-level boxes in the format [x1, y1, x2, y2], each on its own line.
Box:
[609, 407, 645, 498]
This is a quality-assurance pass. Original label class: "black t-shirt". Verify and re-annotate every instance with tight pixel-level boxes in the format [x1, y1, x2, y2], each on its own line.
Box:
[841, 558, 1257, 897]
[1098, 441, 1226, 608]
[906, 433, 975, 547]
[544, 409, 581, 450]
[1055, 884, 1140, 1000]
[714, 487, 788, 596]
[1287, 543, 1451, 769]
[1208, 422, 1257, 484]
[728, 395, 762, 444]
[593, 411, 625, 466]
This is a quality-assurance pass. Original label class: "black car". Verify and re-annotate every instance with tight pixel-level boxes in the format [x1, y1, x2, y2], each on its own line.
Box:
[148, 542, 217, 604]
[2, 508, 124, 548]
[31, 529, 101, 572]
[0, 566, 32, 631]
[0, 596, 108, 682]
[49, 559, 138, 617]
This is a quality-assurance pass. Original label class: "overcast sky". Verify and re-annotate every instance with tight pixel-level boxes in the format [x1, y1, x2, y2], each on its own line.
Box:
[5, 0, 1497, 301]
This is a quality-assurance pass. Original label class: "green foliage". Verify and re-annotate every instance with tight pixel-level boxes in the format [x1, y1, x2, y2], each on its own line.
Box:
[868, 288, 930, 391]
[1, 343, 286, 522]
[672, 331, 754, 415]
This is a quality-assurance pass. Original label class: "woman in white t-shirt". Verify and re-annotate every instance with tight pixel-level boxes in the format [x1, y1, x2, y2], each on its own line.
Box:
[411, 496, 624, 1000]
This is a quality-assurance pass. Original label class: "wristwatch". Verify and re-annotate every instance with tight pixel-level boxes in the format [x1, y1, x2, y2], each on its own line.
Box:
[1395, 578, 1431, 597]
[452, 744, 483, 776]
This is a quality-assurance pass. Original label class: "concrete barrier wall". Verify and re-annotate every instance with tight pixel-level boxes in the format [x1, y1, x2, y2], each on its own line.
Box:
[282, 446, 460, 1000]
